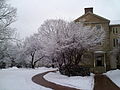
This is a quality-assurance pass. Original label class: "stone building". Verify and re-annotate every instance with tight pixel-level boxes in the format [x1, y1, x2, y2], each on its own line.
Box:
[75, 7, 120, 73]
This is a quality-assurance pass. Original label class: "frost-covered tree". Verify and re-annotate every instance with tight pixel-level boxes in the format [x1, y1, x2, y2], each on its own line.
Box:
[0, 41, 24, 68]
[22, 34, 47, 68]
[38, 19, 105, 68]
[0, 0, 16, 60]
[6, 42, 23, 67]
[38, 19, 68, 66]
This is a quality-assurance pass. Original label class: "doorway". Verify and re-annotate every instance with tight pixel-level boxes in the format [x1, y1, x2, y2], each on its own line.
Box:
[96, 56, 104, 66]
[94, 51, 106, 73]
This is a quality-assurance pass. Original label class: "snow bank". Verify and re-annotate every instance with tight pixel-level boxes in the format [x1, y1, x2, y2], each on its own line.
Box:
[104, 69, 120, 87]
[0, 67, 57, 90]
[2, 67, 19, 70]
[44, 71, 94, 90]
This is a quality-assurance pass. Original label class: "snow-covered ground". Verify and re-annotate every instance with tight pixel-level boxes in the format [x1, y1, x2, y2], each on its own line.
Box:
[1, 67, 119, 90]
[44, 71, 94, 90]
[104, 69, 120, 87]
[0, 67, 57, 90]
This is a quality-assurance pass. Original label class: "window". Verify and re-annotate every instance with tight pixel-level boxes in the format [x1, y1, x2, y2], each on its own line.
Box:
[116, 39, 118, 46]
[116, 28, 118, 33]
[97, 42, 102, 46]
[113, 38, 119, 47]
[113, 27, 118, 34]
[113, 38, 116, 47]
[113, 28, 115, 34]
[96, 24, 101, 30]
[97, 41, 104, 46]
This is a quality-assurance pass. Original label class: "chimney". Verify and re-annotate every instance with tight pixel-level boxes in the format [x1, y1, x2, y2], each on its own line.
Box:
[84, 7, 93, 14]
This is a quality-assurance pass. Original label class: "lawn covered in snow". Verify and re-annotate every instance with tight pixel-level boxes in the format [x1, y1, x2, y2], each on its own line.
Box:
[0, 67, 56, 90]
[44, 71, 94, 90]
[105, 69, 120, 88]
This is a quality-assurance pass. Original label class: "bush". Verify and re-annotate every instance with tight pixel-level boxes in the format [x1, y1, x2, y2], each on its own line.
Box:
[0, 61, 6, 69]
[117, 65, 120, 69]
[59, 64, 90, 76]
[10, 60, 16, 67]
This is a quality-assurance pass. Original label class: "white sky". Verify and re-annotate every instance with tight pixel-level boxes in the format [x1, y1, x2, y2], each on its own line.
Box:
[8, 0, 120, 39]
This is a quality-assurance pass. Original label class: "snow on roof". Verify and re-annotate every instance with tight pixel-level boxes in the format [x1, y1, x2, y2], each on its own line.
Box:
[110, 20, 120, 25]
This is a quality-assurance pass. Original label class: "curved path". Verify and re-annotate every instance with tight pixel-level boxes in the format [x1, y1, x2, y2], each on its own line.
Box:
[32, 71, 120, 90]
[94, 74, 120, 90]
[32, 71, 79, 90]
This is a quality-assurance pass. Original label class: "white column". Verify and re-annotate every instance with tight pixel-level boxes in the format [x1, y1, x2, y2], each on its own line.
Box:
[104, 53, 106, 72]
[94, 53, 96, 67]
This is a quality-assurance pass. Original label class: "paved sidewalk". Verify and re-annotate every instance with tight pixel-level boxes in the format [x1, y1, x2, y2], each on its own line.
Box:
[32, 71, 79, 90]
[94, 74, 120, 90]
[32, 71, 120, 90]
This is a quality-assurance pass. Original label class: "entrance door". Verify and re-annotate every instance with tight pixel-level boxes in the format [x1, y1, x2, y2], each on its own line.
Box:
[94, 52, 106, 74]
[96, 56, 104, 66]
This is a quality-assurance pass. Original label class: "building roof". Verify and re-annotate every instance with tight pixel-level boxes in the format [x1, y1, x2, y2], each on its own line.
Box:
[75, 8, 120, 26]
[74, 12, 110, 23]
[110, 20, 120, 25]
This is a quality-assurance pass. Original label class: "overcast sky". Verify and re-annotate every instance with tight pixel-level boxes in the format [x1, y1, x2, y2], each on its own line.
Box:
[8, 0, 120, 39]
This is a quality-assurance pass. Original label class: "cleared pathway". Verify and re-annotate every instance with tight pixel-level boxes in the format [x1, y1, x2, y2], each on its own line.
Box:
[32, 71, 79, 90]
[94, 74, 120, 90]
[32, 71, 120, 90]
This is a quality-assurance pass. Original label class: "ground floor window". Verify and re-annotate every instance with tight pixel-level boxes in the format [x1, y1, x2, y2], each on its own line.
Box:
[113, 38, 119, 47]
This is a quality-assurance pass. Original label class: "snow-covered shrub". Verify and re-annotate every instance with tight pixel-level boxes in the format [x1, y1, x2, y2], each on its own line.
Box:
[59, 64, 90, 76]
[0, 61, 6, 69]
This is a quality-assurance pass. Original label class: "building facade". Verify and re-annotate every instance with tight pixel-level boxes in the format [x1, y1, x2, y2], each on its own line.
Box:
[75, 8, 120, 74]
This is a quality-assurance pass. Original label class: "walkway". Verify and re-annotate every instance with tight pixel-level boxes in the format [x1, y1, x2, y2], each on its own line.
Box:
[32, 71, 120, 90]
[94, 74, 120, 90]
[32, 71, 79, 90]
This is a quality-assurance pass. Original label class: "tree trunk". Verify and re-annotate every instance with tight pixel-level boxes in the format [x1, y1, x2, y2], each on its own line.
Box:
[32, 56, 45, 68]
[31, 52, 35, 69]
[32, 64, 35, 69]
[75, 54, 82, 65]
